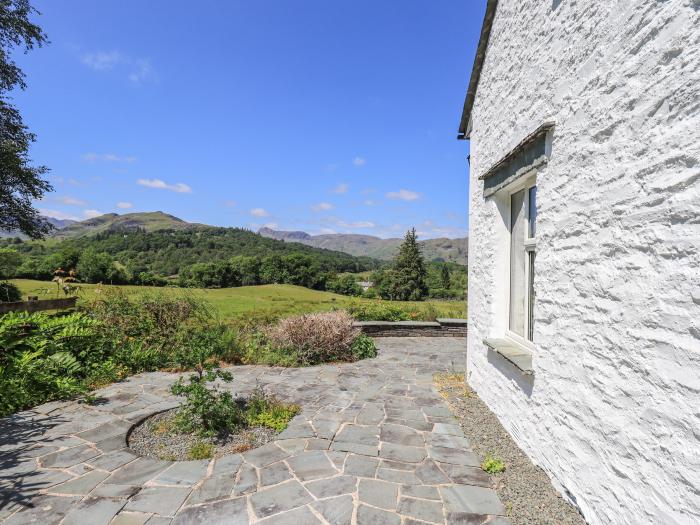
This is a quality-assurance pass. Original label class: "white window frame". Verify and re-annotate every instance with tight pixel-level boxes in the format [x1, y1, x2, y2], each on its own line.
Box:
[504, 172, 536, 351]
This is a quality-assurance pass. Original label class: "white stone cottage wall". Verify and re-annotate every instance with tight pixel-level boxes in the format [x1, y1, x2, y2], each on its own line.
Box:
[466, 1, 700, 524]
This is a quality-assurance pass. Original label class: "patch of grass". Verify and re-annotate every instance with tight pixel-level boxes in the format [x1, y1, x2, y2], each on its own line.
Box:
[481, 453, 506, 474]
[187, 441, 214, 460]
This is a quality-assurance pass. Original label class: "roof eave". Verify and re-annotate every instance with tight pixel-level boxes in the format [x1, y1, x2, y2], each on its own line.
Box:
[457, 0, 499, 140]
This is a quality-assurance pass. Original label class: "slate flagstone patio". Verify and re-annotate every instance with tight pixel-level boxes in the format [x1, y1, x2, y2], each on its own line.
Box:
[0, 338, 510, 524]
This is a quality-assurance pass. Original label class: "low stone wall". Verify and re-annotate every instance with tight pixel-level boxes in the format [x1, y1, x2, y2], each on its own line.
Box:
[0, 297, 78, 314]
[354, 318, 467, 337]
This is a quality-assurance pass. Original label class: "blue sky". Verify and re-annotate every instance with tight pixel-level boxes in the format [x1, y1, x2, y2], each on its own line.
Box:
[14, 1, 484, 239]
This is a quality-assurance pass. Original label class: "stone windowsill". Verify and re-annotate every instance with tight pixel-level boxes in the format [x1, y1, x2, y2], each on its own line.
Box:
[483, 337, 534, 375]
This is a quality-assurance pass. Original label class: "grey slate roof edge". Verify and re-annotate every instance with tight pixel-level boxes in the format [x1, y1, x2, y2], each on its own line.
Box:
[478, 120, 556, 181]
[457, 0, 499, 140]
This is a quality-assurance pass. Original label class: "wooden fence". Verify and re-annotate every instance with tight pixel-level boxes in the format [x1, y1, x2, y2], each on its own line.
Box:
[0, 297, 78, 314]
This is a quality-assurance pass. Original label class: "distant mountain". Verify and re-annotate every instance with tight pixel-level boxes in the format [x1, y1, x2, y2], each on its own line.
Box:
[46, 217, 78, 229]
[0, 216, 77, 238]
[259, 228, 468, 264]
[51, 211, 197, 239]
[258, 228, 312, 241]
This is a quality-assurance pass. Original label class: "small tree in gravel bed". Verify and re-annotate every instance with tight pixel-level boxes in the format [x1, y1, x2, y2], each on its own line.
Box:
[171, 365, 243, 437]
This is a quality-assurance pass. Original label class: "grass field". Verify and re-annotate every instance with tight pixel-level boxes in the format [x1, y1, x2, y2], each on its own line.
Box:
[10, 279, 466, 321]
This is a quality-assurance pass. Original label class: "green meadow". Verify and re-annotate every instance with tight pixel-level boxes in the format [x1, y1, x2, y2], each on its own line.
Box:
[10, 279, 466, 321]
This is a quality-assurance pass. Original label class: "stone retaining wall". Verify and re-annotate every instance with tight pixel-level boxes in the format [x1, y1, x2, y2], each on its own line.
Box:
[354, 318, 467, 337]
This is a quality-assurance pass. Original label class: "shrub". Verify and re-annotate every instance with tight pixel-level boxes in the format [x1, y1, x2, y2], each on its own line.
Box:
[350, 333, 378, 361]
[265, 311, 359, 365]
[87, 290, 242, 371]
[0, 281, 21, 302]
[327, 275, 363, 297]
[362, 288, 378, 299]
[171, 366, 243, 437]
[346, 301, 411, 321]
[0, 311, 100, 416]
[171, 369, 299, 440]
[0, 293, 245, 417]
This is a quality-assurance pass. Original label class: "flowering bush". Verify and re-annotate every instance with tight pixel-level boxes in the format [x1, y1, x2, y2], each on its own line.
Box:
[266, 311, 364, 365]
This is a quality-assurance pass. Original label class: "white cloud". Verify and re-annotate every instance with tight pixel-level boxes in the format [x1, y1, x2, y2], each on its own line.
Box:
[326, 217, 376, 229]
[311, 202, 334, 212]
[38, 208, 81, 221]
[319, 228, 337, 234]
[116, 202, 133, 209]
[81, 50, 123, 71]
[58, 196, 87, 206]
[81, 50, 157, 85]
[332, 183, 349, 194]
[128, 58, 157, 85]
[83, 209, 104, 219]
[250, 208, 270, 217]
[251, 222, 278, 230]
[386, 189, 421, 201]
[341, 220, 375, 229]
[353, 157, 366, 167]
[83, 153, 137, 163]
[363, 199, 376, 206]
[137, 178, 192, 193]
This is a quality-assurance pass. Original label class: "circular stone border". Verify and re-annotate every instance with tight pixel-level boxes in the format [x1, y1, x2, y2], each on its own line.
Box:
[126, 407, 279, 461]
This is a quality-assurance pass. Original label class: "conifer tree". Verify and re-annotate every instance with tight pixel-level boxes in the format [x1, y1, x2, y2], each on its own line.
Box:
[380, 228, 428, 301]
[440, 264, 451, 290]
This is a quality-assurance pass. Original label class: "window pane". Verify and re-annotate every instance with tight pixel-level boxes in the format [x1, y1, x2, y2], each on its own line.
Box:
[528, 186, 537, 238]
[509, 189, 526, 337]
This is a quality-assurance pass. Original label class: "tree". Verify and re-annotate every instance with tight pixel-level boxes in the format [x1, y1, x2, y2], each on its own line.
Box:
[440, 264, 451, 290]
[76, 248, 113, 283]
[230, 255, 260, 286]
[379, 228, 428, 301]
[327, 275, 363, 297]
[0, 247, 22, 278]
[0, 1, 52, 238]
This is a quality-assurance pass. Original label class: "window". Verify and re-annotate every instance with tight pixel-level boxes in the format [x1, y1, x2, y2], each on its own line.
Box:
[509, 184, 536, 342]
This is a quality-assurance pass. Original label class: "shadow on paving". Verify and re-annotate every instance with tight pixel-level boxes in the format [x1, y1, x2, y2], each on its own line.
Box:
[0, 410, 70, 514]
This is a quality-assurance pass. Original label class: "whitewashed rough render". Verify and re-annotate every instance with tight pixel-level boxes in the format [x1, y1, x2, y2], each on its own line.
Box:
[466, 1, 700, 524]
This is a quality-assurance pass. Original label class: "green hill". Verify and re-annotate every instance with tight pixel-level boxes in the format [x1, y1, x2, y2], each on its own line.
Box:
[51, 211, 196, 239]
[259, 228, 468, 264]
[2, 222, 379, 283]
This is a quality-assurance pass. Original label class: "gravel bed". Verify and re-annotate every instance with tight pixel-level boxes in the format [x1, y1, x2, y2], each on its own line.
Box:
[435, 374, 587, 525]
[128, 408, 278, 461]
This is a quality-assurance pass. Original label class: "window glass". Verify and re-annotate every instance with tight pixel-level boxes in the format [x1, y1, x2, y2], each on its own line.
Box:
[509, 189, 526, 337]
[528, 186, 537, 238]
